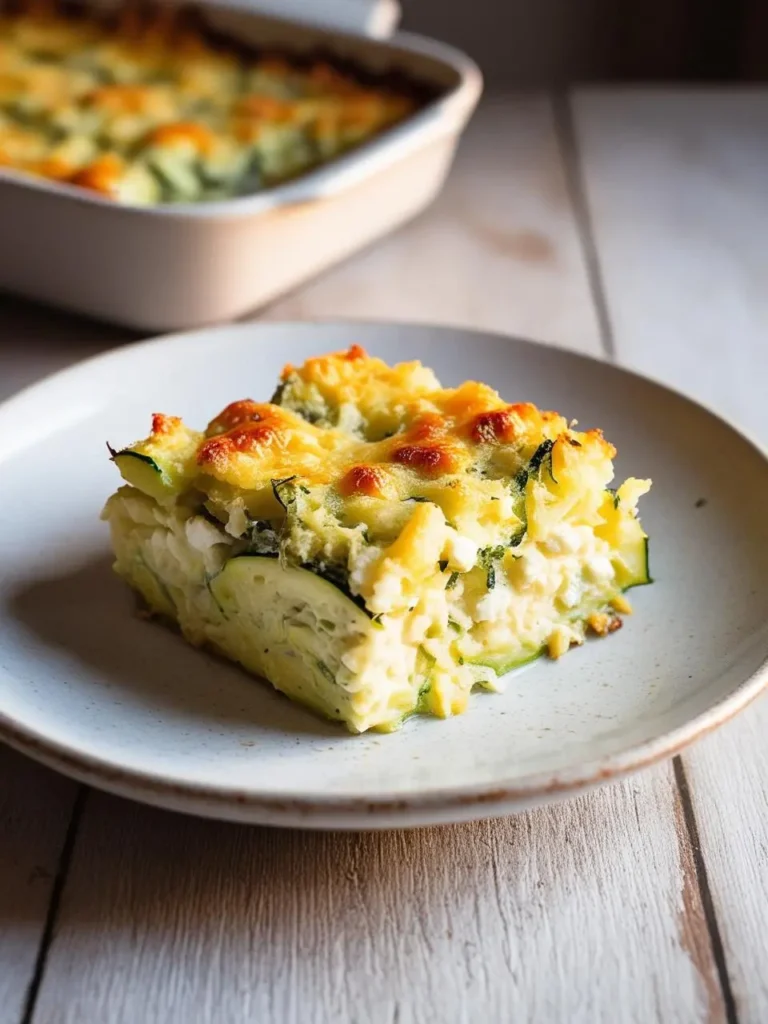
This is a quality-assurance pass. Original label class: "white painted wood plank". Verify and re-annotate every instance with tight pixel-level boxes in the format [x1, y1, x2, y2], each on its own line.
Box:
[27, 94, 723, 1024]
[575, 86, 768, 1021]
[32, 775, 721, 1024]
[574, 89, 768, 442]
[266, 95, 604, 356]
[0, 748, 76, 1024]
[0, 299, 124, 1024]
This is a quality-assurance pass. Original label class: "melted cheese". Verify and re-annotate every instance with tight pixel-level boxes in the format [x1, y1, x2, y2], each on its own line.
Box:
[105, 346, 651, 732]
[114, 346, 622, 556]
[0, 5, 416, 204]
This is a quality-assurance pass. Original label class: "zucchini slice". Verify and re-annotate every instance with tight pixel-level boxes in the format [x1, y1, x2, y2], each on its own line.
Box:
[145, 150, 201, 202]
[110, 422, 201, 502]
[466, 646, 544, 677]
[112, 451, 170, 502]
[615, 526, 652, 589]
[209, 555, 372, 725]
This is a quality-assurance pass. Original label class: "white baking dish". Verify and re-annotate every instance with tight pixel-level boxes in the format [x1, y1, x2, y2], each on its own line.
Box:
[0, 1, 481, 331]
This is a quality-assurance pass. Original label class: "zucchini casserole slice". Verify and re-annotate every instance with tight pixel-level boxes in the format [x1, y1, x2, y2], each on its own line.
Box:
[102, 346, 652, 733]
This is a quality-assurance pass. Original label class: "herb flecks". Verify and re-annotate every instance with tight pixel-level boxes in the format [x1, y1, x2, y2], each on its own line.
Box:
[479, 544, 507, 591]
[514, 466, 529, 492]
[314, 658, 336, 685]
[528, 439, 556, 482]
[509, 525, 526, 548]
[271, 476, 298, 510]
[246, 517, 280, 556]
[514, 438, 557, 493]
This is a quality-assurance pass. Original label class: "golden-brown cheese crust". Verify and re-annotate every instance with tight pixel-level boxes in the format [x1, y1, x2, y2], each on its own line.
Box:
[339, 464, 394, 499]
[469, 403, 542, 444]
[195, 402, 346, 490]
[127, 346, 615, 509]
[86, 84, 174, 117]
[278, 345, 443, 438]
[280, 342, 368, 380]
[69, 153, 124, 196]
[276, 347, 575, 446]
[145, 120, 216, 154]
[387, 412, 468, 477]
[151, 412, 182, 435]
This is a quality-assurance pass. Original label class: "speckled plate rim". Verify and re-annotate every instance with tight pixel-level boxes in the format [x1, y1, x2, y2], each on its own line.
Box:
[2, 320, 768, 830]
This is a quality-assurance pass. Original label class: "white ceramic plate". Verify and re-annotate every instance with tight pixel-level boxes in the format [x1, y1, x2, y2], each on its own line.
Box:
[2, 322, 767, 829]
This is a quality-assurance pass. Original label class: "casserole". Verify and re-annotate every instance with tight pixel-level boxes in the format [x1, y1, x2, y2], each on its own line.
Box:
[103, 345, 651, 733]
[0, 0, 482, 330]
[0, 3, 423, 204]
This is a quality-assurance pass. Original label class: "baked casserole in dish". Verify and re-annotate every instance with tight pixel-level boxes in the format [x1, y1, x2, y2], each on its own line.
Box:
[103, 346, 652, 734]
[0, 0, 481, 329]
[0, 1, 420, 204]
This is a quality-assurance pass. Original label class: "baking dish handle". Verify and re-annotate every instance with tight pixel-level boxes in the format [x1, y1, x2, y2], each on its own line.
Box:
[240, 0, 401, 38]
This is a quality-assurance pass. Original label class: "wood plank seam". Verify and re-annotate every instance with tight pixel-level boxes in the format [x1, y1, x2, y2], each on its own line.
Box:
[551, 93, 617, 360]
[20, 786, 88, 1024]
[673, 759, 739, 1024]
[554, 88, 740, 1024]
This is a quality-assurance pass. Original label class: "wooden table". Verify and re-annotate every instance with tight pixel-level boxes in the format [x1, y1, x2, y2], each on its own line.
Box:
[2, 89, 767, 1024]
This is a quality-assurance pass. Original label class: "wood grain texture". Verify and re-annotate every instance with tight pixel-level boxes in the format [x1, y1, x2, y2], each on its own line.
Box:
[17, 93, 726, 1024]
[266, 95, 603, 356]
[0, 298, 123, 1024]
[574, 86, 768, 1022]
[33, 774, 721, 1024]
[0, 749, 76, 1024]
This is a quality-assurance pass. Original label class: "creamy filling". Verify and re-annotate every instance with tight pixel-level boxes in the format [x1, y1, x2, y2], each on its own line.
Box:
[103, 489, 626, 732]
